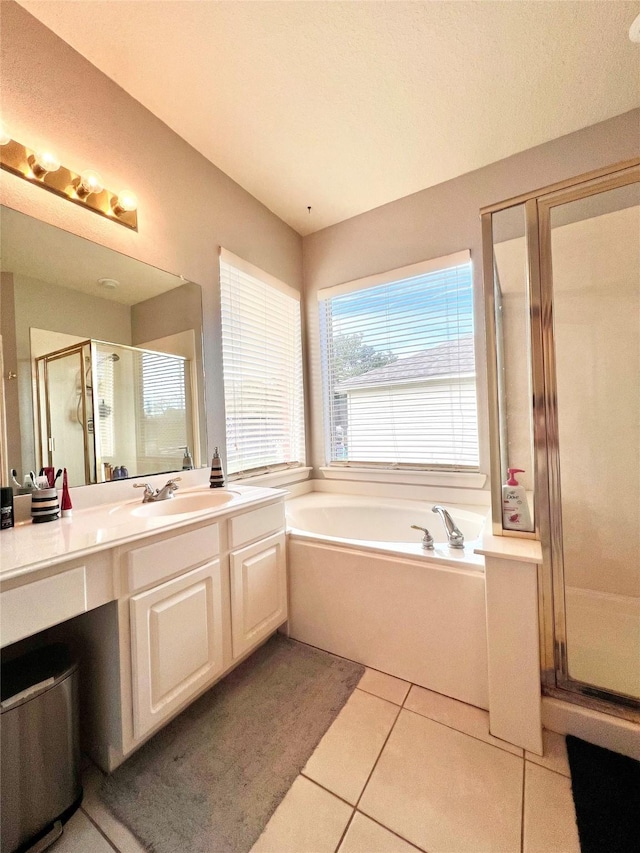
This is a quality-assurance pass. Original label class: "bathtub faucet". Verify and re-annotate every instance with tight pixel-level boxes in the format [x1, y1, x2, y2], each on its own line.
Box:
[431, 505, 464, 549]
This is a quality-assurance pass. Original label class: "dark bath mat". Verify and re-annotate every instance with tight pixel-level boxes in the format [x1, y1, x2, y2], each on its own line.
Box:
[566, 734, 640, 853]
[99, 634, 364, 853]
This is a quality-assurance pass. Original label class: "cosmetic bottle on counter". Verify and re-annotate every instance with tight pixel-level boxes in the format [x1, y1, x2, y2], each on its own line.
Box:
[61, 469, 73, 518]
[1, 487, 14, 529]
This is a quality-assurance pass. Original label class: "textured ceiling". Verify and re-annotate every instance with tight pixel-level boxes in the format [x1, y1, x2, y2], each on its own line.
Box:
[17, 1, 640, 236]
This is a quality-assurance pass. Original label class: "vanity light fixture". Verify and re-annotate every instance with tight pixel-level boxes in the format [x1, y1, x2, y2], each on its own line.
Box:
[75, 169, 104, 198]
[28, 150, 61, 178]
[0, 130, 138, 230]
[111, 189, 138, 215]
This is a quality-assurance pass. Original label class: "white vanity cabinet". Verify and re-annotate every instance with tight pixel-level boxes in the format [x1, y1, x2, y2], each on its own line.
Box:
[129, 559, 225, 740]
[230, 532, 286, 660]
[112, 501, 286, 765]
[0, 486, 288, 773]
[228, 502, 287, 660]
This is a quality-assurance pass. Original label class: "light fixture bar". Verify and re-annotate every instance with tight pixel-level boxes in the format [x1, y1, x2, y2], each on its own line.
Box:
[0, 136, 138, 230]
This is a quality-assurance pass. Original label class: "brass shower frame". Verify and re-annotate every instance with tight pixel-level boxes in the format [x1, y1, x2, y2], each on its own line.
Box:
[35, 340, 93, 486]
[481, 157, 640, 721]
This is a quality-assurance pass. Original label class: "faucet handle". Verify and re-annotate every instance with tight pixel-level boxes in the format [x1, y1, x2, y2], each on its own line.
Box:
[410, 525, 435, 550]
[166, 477, 182, 485]
[133, 483, 155, 499]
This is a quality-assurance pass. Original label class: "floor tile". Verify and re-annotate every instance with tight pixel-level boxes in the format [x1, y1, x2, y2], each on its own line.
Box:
[51, 809, 114, 853]
[359, 709, 523, 853]
[303, 688, 400, 804]
[251, 775, 353, 853]
[404, 684, 523, 756]
[81, 763, 147, 853]
[338, 812, 422, 853]
[357, 668, 411, 705]
[525, 729, 570, 776]
[523, 762, 580, 853]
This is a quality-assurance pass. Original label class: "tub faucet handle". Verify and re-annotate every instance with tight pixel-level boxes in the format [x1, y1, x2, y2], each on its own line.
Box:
[410, 524, 435, 550]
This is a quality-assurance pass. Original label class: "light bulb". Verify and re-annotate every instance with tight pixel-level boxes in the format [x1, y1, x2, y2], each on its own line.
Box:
[112, 189, 137, 214]
[0, 126, 11, 146]
[30, 150, 61, 178]
[77, 169, 104, 197]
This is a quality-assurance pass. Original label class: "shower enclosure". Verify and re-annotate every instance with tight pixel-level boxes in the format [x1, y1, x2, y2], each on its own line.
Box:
[482, 159, 639, 720]
[36, 339, 194, 487]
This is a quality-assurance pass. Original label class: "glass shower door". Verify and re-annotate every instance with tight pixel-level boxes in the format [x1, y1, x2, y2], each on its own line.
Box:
[36, 342, 95, 486]
[538, 169, 640, 705]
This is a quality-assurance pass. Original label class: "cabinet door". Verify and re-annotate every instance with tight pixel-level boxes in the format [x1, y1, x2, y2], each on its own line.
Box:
[230, 532, 287, 660]
[130, 559, 224, 740]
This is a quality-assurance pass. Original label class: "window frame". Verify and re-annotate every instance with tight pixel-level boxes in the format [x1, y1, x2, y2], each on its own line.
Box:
[318, 250, 479, 473]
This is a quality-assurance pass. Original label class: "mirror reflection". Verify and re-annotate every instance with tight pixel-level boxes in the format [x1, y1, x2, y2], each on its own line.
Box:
[491, 203, 535, 532]
[1, 206, 207, 488]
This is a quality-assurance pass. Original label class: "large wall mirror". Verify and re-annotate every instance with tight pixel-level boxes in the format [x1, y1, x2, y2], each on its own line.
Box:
[1, 206, 207, 488]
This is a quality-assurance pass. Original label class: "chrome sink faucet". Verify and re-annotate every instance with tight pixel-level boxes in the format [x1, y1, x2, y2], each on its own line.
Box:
[133, 477, 181, 502]
[432, 505, 464, 549]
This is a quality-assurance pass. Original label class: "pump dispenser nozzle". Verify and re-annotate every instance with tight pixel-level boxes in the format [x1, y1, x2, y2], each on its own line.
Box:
[506, 468, 525, 486]
[182, 447, 194, 470]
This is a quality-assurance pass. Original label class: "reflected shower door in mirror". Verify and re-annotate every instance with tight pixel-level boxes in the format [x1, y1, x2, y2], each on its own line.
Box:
[484, 203, 535, 534]
[0, 205, 207, 488]
[540, 174, 640, 702]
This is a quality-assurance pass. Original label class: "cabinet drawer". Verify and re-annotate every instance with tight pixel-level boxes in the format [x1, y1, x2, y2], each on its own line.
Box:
[1, 567, 87, 647]
[125, 524, 219, 592]
[129, 560, 224, 740]
[228, 502, 285, 548]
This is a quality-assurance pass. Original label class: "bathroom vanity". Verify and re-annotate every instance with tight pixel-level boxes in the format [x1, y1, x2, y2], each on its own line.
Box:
[0, 484, 287, 771]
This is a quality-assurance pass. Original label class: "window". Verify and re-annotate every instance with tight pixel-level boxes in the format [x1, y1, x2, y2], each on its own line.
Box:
[220, 249, 305, 477]
[319, 251, 478, 469]
[135, 350, 189, 461]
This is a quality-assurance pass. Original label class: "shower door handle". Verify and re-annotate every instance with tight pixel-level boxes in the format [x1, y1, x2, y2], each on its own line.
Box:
[48, 437, 56, 452]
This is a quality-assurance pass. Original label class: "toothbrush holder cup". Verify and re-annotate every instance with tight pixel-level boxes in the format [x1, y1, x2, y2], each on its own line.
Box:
[31, 488, 60, 523]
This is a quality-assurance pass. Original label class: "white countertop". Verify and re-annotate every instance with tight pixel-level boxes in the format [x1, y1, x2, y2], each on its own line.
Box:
[0, 483, 286, 584]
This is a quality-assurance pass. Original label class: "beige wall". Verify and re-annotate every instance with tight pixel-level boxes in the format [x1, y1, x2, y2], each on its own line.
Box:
[0, 274, 20, 476]
[1, 0, 302, 471]
[303, 109, 640, 476]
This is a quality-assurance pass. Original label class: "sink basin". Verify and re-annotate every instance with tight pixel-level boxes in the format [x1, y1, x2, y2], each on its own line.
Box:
[131, 490, 238, 517]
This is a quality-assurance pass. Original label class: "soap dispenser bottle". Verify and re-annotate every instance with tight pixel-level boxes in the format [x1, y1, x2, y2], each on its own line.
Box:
[502, 468, 533, 531]
[182, 447, 194, 470]
[209, 447, 226, 488]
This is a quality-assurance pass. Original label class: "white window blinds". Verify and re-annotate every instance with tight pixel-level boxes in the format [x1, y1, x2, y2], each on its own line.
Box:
[95, 355, 115, 459]
[135, 350, 189, 462]
[220, 250, 305, 477]
[319, 254, 478, 469]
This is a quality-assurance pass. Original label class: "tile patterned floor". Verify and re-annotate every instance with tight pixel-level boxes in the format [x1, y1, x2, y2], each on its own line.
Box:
[50, 665, 580, 853]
